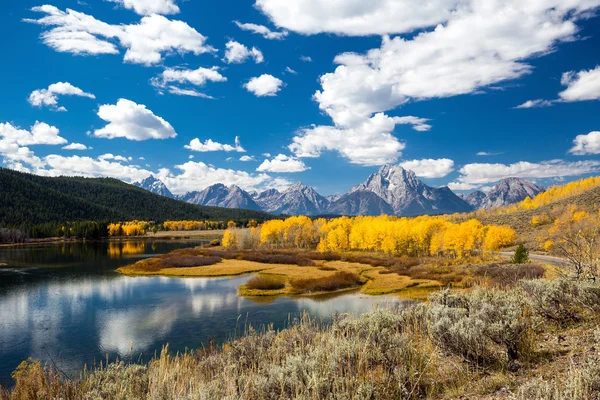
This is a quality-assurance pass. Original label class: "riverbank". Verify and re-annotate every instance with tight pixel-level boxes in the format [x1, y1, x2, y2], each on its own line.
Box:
[117, 248, 550, 299]
[0, 230, 224, 249]
[3, 278, 599, 399]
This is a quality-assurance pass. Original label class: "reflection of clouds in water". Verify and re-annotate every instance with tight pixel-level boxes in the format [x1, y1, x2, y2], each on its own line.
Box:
[97, 307, 178, 357]
[0, 290, 29, 353]
[295, 293, 406, 319]
[190, 293, 242, 316]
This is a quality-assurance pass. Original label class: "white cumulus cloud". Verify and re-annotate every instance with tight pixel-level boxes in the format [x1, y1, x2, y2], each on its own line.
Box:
[185, 136, 245, 153]
[29, 82, 95, 111]
[234, 21, 288, 40]
[94, 99, 177, 141]
[514, 99, 554, 109]
[223, 40, 264, 64]
[62, 143, 89, 150]
[400, 158, 454, 178]
[239, 155, 256, 162]
[559, 66, 600, 102]
[257, 154, 309, 173]
[244, 74, 283, 97]
[151, 66, 226, 98]
[569, 131, 600, 155]
[255, 0, 470, 36]
[25, 6, 215, 66]
[289, 113, 417, 166]
[107, 0, 180, 16]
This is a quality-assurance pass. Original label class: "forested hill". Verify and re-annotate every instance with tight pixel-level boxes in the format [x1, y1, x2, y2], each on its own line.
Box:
[0, 168, 273, 225]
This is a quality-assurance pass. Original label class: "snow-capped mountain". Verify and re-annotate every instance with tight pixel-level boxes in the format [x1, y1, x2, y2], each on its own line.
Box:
[479, 178, 544, 209]
[458, 190, 487, 209]
[326, 191, 394, 216]
[133, 169, 542, 217]
[263, 182, 329, 215]
[350, 165, 472, 216]
[179, 183, 262, 211]
[133, 175, 174, 198]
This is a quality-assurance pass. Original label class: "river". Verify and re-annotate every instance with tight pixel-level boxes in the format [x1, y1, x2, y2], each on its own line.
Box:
[0, 239, 406, 385]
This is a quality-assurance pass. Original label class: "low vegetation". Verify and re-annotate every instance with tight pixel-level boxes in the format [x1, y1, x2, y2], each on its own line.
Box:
[3, 278, 599, 399]
[290, 271, 363, 293]
[245, 275, 286, 291]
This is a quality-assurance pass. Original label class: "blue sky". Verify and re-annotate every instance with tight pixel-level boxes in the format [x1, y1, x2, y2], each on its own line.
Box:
[1, 0, 600, 196]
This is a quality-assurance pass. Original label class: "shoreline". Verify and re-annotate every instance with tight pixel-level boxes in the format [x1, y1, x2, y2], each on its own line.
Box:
[0, 230, 225, 248]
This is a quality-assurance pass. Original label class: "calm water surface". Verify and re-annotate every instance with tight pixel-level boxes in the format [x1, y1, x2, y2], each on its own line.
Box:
[0, 240, 406, 385]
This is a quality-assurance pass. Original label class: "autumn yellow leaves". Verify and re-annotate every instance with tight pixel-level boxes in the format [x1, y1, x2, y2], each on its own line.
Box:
[223, 215, 516, 259]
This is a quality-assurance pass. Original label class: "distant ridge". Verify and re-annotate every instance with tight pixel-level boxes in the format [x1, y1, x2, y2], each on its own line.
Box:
[0, 168, 273, 225]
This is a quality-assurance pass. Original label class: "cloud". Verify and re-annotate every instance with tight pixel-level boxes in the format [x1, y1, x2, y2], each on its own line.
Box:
[185, 136, 246, 152]
[300, 55, 312, 62]
[25, 6, 215, 66]
[239, 155, 256, 162]
[399, 158, 454, 178]
[311, 1, 599, 129]
[107, 0, 180, 16]
[514, 99, 554, 109]
[289, 113, 407, 166]
[158, 161, 292, 194]
[255, 0, 471, 36]
[223, 40, 264, 64]
[233, 21, 288, 40]
[569, 131, 600, 155]
[256, 154, 309, 173]
[476, 151, 503, 156]
[285, 66, 297, 74]
[449, 160, 600, 188]
[244, 74, 283, 97]
[40, 154, 152, 182]
[393, 116, 432, 132]
[93, 99, 177, 141]
[29, 82, 95, 111]
[62, 143, 89, 150]
[151, 66, 226, 97]
[0, 121, 67, 168]
[559, 66, 600, 102]
[98, 153, 131, 162]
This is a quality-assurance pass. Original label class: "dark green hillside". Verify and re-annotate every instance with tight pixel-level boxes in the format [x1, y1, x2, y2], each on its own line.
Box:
[0, 168, 273, 225]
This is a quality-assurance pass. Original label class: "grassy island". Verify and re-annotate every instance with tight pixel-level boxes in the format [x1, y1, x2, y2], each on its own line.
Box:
[117, 247, 548, 298]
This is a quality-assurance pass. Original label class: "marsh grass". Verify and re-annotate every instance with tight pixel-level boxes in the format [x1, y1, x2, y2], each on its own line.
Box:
[290, 271, 363, 292]
[245, 275, 286, 290]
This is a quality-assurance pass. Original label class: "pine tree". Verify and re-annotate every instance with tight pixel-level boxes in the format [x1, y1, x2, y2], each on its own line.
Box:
[512, 244, 529, 264]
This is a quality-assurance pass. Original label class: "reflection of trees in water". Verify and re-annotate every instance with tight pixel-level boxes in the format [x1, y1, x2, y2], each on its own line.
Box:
[107, 241, 147, 258]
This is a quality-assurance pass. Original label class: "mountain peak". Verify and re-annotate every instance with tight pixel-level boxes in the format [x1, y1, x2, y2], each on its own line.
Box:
[134, 175, 174, 198]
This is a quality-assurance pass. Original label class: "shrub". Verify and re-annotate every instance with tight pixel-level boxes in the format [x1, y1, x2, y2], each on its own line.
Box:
[209, 239, 221, 246]
[245, 275, 286, 291]
[512, 244, 529, 264]
[162, 255, 221, 268]
[475, 263, 545, 287]
[520, 278, 600, 328]
[427, 288, 533, 364]
[290, 272, 363, 292]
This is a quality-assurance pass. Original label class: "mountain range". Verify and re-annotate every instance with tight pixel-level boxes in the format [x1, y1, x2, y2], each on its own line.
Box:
[134, 165, 545, 217]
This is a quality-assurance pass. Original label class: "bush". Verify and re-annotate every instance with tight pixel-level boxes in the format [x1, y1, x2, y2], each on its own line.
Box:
[520, 278, 600, 328]
[427, 288, 533, 364]
[162, 255, 221, 268]
[291, 272, 363, 292]
[209, 239, 221, 246]
[245, 275, 286, 291]
[512, 244, 529, 264]
[475, 263, 545, 287]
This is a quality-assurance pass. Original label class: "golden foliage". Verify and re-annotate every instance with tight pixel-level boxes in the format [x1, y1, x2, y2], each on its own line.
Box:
[500, 176, 600, 214]
[108, 221, 149, 236]
[163, 220, 224, 231]
[226, 215, 517, 258]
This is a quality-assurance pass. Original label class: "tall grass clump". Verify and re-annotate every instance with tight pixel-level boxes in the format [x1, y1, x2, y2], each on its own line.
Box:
[245, 275, 286, 290]
[290, 271, 363, 293]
